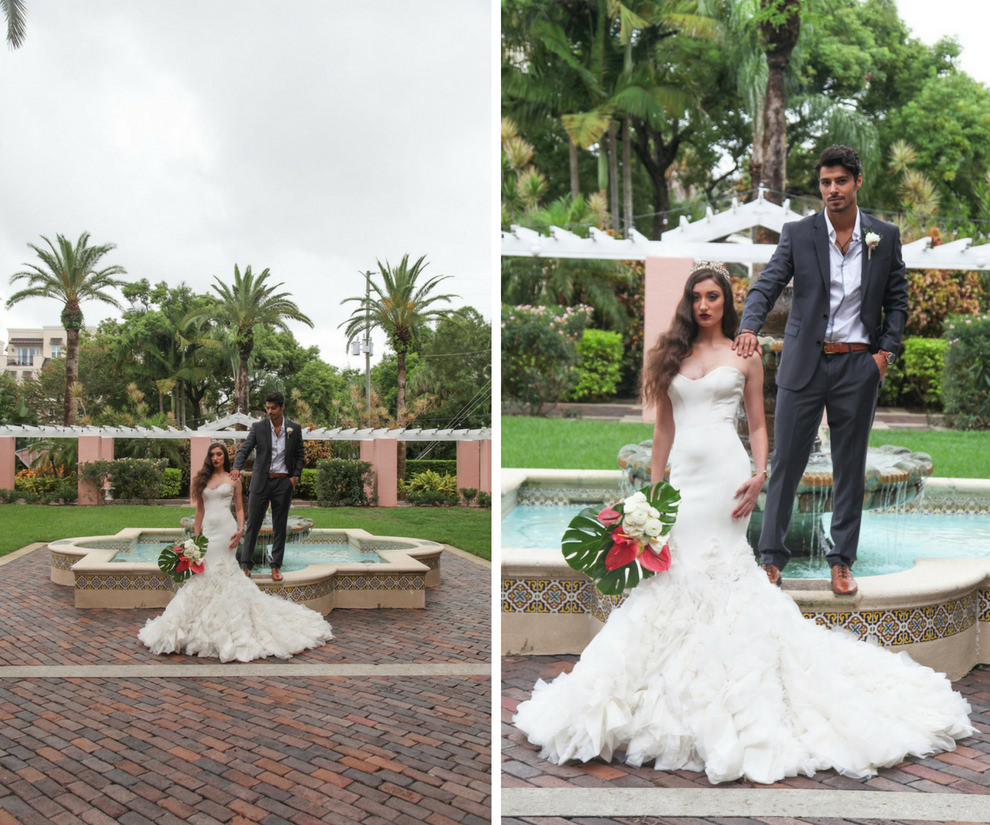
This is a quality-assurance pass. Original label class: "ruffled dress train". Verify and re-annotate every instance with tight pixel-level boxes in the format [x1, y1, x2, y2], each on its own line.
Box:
[139, 484, 333, 663]
[513, 366, 972, 785]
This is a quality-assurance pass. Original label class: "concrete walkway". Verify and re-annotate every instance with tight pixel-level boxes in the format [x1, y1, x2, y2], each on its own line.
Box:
[0, 542, 491, 824]
[502, 655, 990, 824]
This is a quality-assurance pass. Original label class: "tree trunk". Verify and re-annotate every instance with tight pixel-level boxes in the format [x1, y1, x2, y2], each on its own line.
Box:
[757, 0, 801, 244]
[236, 356, 250, 414]
[569, 137, 580, 199]
[396, 349, 407, 482]
[608, 121, 620, 232]
[622, 117, 633, 237]
[64, 326, 79, 426]
[632, 118, 682, 240]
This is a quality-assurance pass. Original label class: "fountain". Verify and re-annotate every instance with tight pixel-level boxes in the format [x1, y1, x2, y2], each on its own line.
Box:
[179, 512, 314, 570]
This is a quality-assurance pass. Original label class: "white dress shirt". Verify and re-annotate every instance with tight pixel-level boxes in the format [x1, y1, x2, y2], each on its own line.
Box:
[269, 419, 289, 475]
[823, 208, 870, 344]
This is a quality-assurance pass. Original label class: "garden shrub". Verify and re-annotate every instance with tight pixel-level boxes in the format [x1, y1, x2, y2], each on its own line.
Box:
[405, 470, 460, 506]
[477, 491, 491, 508]
[79, 458, 166, 501]
[15, 468, 68, 498]
[459, 487, 478, 505]
[316, 459, 375, 506]
[160, 467, 183, 498]
[943, 314, 990, 429]
[899, 338, 947, 410]
[296, 468, 319, 500]
[569, 328, 624, 401]
[405, 459, 456, 479]
[502, 304, 592, 414]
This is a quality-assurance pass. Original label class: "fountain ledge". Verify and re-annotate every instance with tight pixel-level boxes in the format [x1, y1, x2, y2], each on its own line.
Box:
[501, 470, 990, 680]
[49, 528, 442, 613]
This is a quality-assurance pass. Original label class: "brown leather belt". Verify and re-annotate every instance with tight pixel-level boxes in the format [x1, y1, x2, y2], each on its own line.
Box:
[268, 473, 288, 478]
[822, 342, 870, 355]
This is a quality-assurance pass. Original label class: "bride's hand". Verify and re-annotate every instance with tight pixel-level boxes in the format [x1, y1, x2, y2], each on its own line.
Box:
[732, 476, 764, 520]
[229, 529, 243, 549]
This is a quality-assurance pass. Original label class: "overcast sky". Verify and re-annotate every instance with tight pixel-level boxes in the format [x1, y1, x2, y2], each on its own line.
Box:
[896, 0, 990, 86]
[0, 1, 493, 370]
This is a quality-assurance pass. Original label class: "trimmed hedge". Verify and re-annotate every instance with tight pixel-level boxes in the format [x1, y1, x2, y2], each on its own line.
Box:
[315, 459, 375, 506]
[943, 315, 990, 429]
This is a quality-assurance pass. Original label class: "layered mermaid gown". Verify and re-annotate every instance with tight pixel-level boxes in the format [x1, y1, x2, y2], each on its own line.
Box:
[139, 483, 333, 662]
[514, 366, 972, 784]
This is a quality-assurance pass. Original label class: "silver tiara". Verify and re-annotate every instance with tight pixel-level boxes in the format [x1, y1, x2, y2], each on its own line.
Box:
[690, 261, 731, 281]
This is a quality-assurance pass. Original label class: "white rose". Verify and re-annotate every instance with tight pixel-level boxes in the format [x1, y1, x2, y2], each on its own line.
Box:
[622, 508, 649, 535]
[643, 517, 662, 538]
[624, 491, 648, 508]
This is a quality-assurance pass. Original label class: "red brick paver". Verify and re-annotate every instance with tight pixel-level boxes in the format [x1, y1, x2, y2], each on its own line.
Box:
[0, 545, 492, 824]
[502, 654, 990, 824]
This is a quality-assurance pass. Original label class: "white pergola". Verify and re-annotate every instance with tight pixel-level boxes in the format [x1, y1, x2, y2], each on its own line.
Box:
[0, 413, 492, 506]
[501, 188, 990, 271]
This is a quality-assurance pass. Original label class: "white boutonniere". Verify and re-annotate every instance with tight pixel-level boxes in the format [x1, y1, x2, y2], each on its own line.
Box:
[865, 230, 881, 260]
[286, 426, 293, 436]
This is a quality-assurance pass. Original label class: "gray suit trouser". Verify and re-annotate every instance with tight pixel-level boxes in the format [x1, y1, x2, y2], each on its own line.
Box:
[759, 349, 880, 570]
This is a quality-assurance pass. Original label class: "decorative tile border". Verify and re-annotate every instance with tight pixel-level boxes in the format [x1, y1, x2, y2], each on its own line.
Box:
[502, 577, 990, 648]
[50, 551, 77, 572]
[75, 573, 173, 593]
[516, 486, 614, 507]
[334, 573, 426, 592]
[802, 591, 981, 645]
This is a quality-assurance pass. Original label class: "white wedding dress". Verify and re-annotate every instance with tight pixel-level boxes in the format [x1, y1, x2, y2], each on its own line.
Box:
[138, 483, 333, 662]
[514, 366, 972, 784]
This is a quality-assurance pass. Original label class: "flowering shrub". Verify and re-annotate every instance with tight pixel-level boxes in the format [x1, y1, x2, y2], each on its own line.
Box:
[501, 304, 593, 414]
[905, 269, 984, 338]
[943, 314, 990, 429]
[15, 468, 72, 498]
[78, 458, 166, 501]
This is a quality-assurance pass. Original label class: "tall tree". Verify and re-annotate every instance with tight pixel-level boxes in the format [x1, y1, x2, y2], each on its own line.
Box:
[192, 265, 313, 414]
[6, 233, 126, 424]
[340, 255, 458, 477]
[2, 0, 26, 48]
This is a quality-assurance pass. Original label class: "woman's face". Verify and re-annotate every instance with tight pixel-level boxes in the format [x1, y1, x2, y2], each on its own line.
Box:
[691, 277, 724, 328]
[210, 448, 226, 470]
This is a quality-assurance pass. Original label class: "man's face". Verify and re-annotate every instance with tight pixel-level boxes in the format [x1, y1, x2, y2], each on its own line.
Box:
[818, 164, 862, 216]
[266, 402, 284, 426]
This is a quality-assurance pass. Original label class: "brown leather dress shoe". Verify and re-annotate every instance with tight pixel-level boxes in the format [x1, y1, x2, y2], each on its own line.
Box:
[762, 563, 782, 587]
[271, 567, 283, 582]
[830, 564, 858, 595]
[243, 567, 251, 577]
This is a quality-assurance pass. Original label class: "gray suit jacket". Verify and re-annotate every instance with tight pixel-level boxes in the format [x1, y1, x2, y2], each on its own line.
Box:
[738, 210, 908, 392]
[233, 418, 305, 495]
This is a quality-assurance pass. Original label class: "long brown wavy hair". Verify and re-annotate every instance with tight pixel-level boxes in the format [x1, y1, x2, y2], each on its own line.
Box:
[641, 265, 739, 405]
[191, 442, 231, 503]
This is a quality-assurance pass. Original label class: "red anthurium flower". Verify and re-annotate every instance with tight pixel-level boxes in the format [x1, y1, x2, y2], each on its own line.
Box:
[639, 542, 671, 573]
[604, 531, 641, 570]
[598, 505, 622, 526]
[189, 561, 205, 575]
[176, 555, 190, 573]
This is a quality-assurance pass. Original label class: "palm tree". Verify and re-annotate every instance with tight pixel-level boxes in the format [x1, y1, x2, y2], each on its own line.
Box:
[192, 265, 313, 414]
[340, 255, 458, 477]
[6, 232, 127, 424]
[3, 0, 26, 49]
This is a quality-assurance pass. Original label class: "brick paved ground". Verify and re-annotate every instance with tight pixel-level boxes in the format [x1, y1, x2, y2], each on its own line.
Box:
[502, 655, 990, 825]
[0, 544, 492, 824]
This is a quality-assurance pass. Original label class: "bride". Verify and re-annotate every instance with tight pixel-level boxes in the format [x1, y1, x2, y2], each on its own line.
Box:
[513, 262, 972, 785]
[139, 442, 333, 662]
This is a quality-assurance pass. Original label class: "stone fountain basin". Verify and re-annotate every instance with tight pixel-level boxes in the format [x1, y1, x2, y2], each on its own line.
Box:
[49, 528, 443, 612]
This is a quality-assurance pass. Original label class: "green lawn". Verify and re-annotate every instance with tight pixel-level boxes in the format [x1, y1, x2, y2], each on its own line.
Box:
[502, 415, 990, 479]
[0, 504, 491, 561]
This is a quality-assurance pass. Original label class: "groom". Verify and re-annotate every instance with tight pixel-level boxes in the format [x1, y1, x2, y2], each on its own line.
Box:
[734, 144, 908, 596]
[230, 391, 305, 582]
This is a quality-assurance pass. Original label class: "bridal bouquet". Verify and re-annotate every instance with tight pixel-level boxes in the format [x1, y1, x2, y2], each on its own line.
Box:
[158, 534, 208, 583]
[562, 482, 680, 595]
